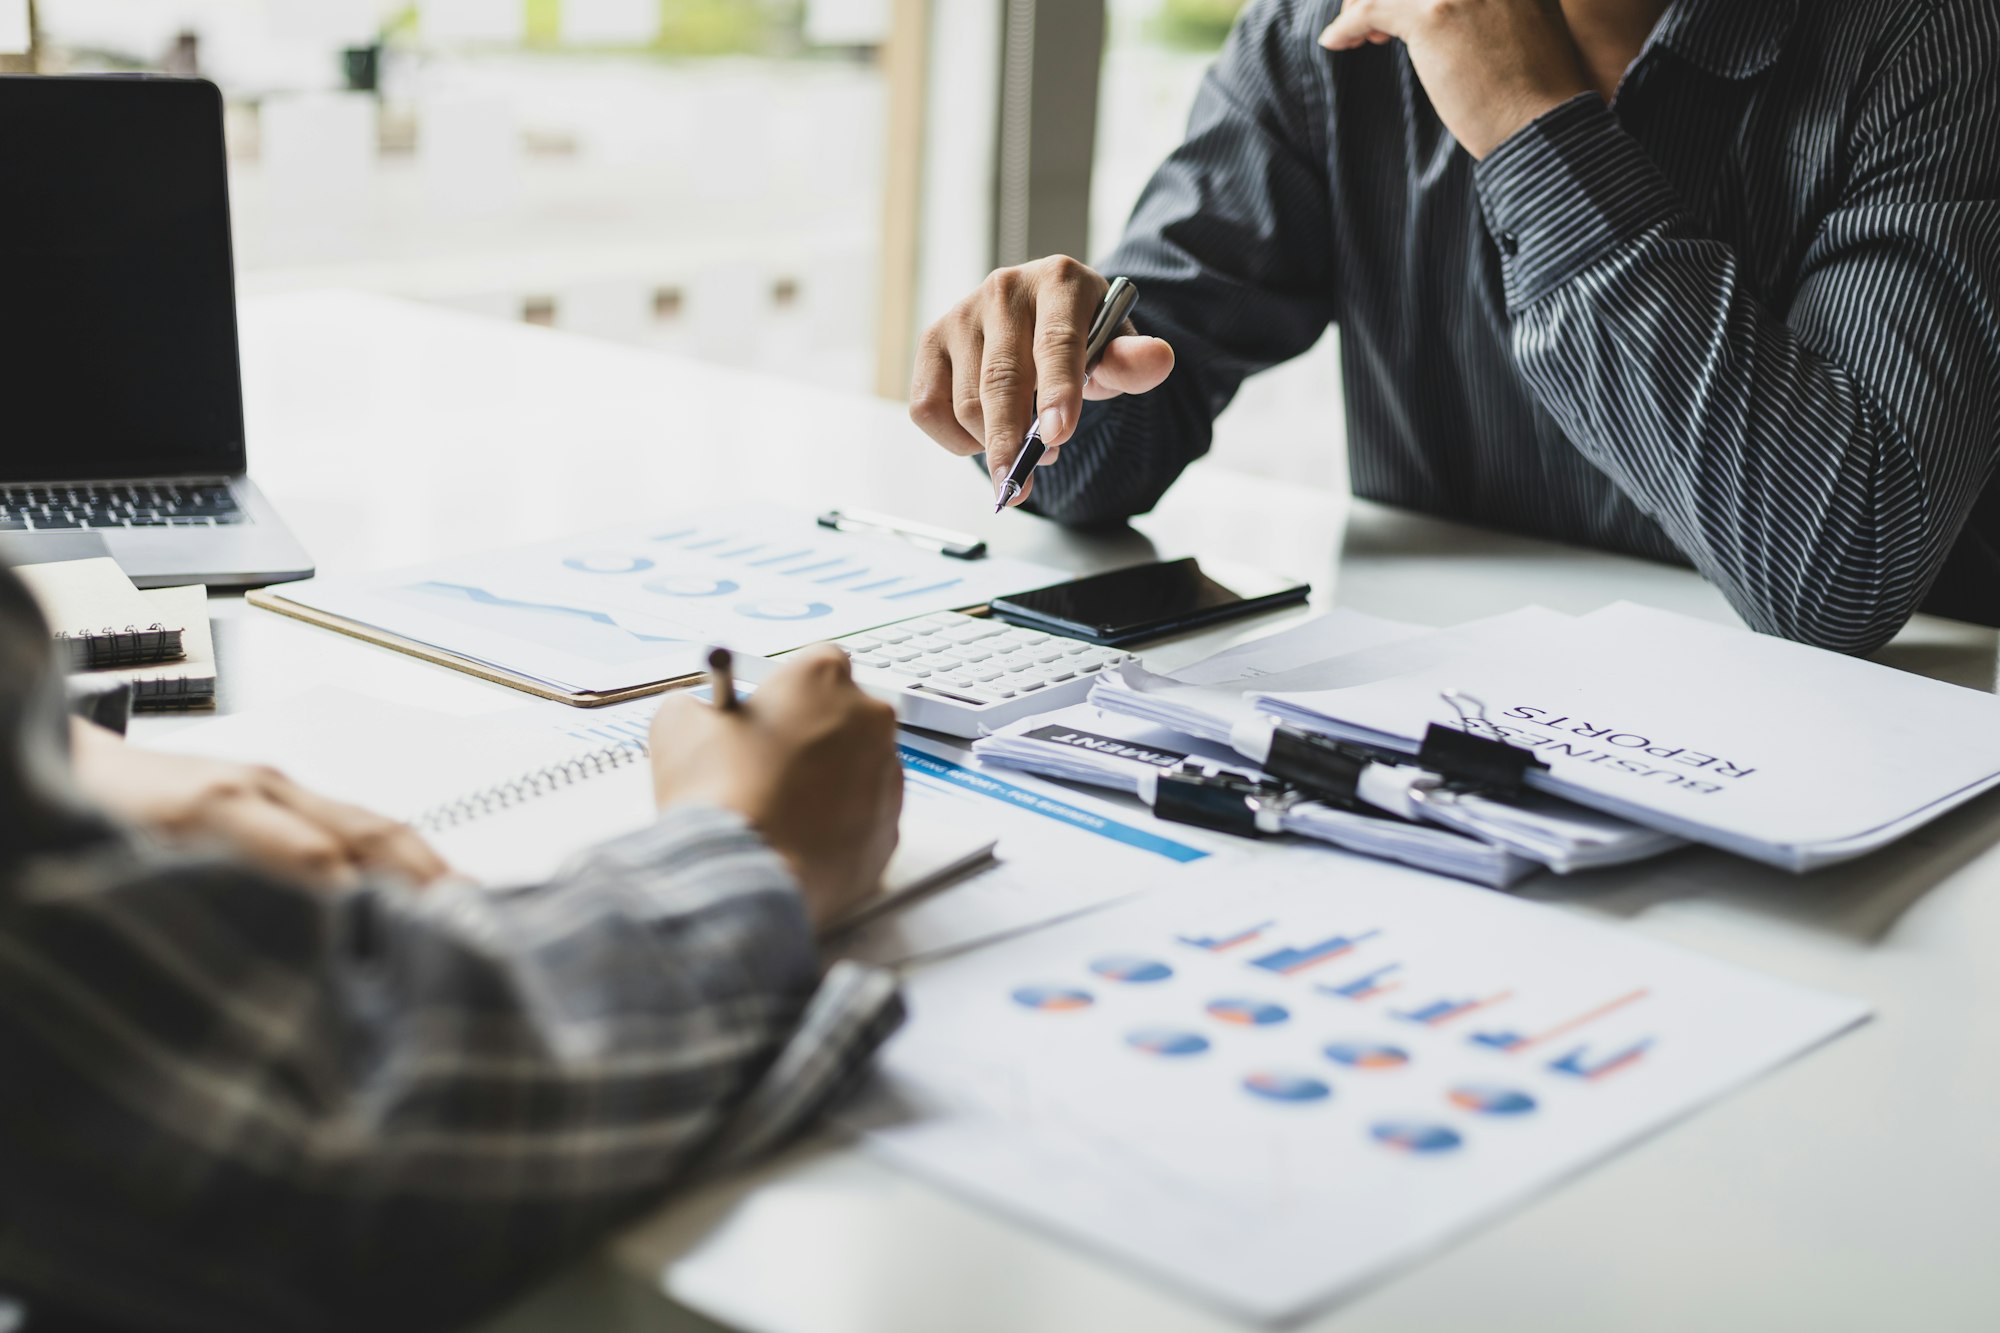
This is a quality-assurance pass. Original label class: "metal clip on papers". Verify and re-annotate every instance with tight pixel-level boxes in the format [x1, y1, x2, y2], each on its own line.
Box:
[1261, 727, 1376, 808]
[1154, 765, 1297, 839]
[1415, 690, 1549, 795]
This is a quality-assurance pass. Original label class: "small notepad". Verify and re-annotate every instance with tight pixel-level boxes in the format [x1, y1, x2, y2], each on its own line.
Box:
[17, 557, 186, 668]
[112, 585, 217, 711]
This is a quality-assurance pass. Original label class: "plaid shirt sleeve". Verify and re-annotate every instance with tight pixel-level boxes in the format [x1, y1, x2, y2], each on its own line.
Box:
[0, 804, 903, 1333]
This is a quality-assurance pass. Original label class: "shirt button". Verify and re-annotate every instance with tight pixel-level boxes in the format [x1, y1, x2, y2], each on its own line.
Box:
[1498, 230, 1521, 257]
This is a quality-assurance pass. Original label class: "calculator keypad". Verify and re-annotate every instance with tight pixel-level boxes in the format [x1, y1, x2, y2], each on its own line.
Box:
[835, 613, 1128, 705]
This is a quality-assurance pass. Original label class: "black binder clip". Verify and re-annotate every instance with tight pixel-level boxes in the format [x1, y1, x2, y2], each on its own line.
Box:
[1262, 726, 1374, 808]
[1154, 764, 1294, 839]
[1416, 689, 1548, 795]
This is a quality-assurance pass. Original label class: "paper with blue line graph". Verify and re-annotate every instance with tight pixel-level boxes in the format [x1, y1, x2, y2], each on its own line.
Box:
[266, 505, 1063, 693]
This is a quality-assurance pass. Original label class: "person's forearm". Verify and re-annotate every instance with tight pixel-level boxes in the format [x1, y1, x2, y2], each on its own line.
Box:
[4, 805, 899, 1332]
[1476, 95, 2000, 653]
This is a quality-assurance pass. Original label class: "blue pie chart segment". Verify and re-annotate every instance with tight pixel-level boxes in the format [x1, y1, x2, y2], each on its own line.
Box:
[1244, 1071, 1332, 1103]
[1126, 1028, 1210, 1058]
[1011, 986, 1094, 1013]
[1090, 955, 1174, 984]
[1206, 998, 1290, 1027]
[1372, 1121, 1463, 1154]
[1449, 1085, 1538, 1116]
[1324, 1040, 1411, 1070]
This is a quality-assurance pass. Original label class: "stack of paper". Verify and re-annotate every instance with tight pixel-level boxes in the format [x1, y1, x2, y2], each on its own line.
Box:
[1088, 608, 1680, 873]
[974, 704, 1537, 888]
[1254, 601, 2000, 871]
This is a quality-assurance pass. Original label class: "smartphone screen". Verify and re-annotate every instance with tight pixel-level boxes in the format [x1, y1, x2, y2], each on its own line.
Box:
[989, 558, 1310, 646]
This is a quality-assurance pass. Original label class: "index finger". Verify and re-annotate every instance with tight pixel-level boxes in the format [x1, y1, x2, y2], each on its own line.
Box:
[976, 277, 1037, 494]
[1028, 262, 1106, 448]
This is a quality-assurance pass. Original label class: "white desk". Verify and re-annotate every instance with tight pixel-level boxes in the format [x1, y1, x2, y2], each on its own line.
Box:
[162, 292, 2000, 1333]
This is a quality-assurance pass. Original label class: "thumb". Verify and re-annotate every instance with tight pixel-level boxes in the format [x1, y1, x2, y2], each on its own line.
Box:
[1087, 334, 1175, 399]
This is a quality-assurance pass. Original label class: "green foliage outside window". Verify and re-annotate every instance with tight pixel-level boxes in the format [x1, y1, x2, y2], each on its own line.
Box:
[1156, 0, 1249, 50]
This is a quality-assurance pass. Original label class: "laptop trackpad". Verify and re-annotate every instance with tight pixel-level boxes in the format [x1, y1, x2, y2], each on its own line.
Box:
[0, 531, 113, 568]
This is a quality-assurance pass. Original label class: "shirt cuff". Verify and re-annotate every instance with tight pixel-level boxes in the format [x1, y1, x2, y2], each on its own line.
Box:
[1473, 92, 1684, 312]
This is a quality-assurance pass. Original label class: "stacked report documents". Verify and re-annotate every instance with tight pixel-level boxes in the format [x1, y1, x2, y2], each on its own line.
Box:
[1255, 601, 2000, 871]
[974, 704, 1537, 887]
[1087, 608, 1682, 874]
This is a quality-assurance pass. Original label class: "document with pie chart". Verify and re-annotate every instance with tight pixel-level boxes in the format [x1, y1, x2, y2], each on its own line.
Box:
[848, 848, 1869, 1325]
[260, 504, 1063, 694]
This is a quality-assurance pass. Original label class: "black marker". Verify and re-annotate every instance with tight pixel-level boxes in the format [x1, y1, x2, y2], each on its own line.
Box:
[993, 276, 1141, 513]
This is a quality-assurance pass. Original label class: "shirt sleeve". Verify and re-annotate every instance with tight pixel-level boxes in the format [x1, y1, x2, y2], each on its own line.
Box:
[1473, 11, 2000, 653]
[1008, 0, 1339, 527]
[0, 805, 902, 1333]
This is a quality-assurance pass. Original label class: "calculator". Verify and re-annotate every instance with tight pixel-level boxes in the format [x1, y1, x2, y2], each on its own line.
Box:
[737, 611, 1130, 738]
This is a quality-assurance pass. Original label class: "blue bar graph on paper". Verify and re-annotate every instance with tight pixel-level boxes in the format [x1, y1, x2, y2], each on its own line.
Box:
[1549, 1037, 1653, 1081]
[1393, 990, 1512, 1028]
[1322, 963, 1402, 1000]
[887, 578, 965, 601]
[1250, 929, 1380, 977]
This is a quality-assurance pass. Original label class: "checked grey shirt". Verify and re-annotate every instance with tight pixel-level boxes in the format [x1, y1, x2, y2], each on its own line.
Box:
[0, 567, 902, 1333]
[1028, 0, 2000, 652]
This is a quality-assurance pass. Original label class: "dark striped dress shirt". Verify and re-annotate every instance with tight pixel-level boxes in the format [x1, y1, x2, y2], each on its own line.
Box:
[0, 567, 902, 1332]
[1028, 0, 2000, 652]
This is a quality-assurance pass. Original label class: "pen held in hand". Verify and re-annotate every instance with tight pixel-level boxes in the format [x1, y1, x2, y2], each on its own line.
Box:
[707, 646, 740, 712]
[993, 277, 1142, 513]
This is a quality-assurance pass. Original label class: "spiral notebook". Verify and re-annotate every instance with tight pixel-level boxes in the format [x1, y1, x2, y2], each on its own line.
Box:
[17, 557, 186, 668]
[156, 688, 999, 920]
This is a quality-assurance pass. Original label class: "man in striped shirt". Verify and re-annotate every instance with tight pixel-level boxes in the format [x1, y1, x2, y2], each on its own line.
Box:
[0, 562, 905, 1332]
[912, 0, 2000, 653]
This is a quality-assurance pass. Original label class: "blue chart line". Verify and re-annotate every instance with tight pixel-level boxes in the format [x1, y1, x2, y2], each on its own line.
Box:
[850, 577, 906, 593]
[410, 582, 688, 644]
[782, 557, 847, 576]
[816, 568, 873, 585]
[651, 528, 697, 543]
[1179, 922, 1274, 953]
[681, 536, 730, 551]
[898, 746, 1208, 862]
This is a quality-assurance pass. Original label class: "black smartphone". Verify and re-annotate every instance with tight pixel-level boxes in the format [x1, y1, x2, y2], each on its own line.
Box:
[989, 558, 1310, 647]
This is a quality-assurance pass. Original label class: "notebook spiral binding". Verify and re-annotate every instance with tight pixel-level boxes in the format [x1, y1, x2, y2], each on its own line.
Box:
[55, 623, 185, 670]
[412, 741, 649, 834]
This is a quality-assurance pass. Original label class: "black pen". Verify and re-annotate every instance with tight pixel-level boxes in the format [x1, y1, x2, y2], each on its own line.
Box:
[707, 646, 739, 712]
[993, 276, 1141, 513]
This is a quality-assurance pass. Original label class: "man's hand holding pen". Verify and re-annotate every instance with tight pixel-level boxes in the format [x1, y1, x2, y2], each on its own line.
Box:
[909, 258, 1173, 510]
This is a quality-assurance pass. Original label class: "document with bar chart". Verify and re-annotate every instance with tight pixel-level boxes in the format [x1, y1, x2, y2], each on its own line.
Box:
[851, 848, 1869, 1324]
[265, 505, 1062, 694]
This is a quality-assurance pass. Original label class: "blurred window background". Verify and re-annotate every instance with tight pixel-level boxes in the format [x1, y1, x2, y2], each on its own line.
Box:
[6, 0, 1340, 488]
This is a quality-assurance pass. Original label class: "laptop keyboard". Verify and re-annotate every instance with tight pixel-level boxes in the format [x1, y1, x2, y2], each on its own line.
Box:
[0, 481, 246, 530]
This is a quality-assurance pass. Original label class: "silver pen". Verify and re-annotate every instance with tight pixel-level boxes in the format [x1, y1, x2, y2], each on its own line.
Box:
[993, 276, 1141, 513]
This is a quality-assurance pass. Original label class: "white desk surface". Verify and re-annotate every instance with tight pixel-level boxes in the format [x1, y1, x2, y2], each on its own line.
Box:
[152, 292, 2000, 1333]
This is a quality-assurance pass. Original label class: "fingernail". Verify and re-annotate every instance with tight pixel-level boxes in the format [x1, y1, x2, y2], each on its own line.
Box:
[1039, 406, 1065, 441]
[1318, 23, 1339, 48]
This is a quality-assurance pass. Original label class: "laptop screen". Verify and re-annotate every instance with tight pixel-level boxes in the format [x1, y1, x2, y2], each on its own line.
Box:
[0, 77, 247, 482]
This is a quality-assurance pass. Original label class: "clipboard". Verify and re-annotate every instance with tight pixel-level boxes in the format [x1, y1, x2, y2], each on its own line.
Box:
[247, 585, 1002, 709]
[247, 587, 701, 707]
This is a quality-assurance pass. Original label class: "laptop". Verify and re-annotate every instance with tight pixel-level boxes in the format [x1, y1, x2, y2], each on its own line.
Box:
[0, 75, 311, 588]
